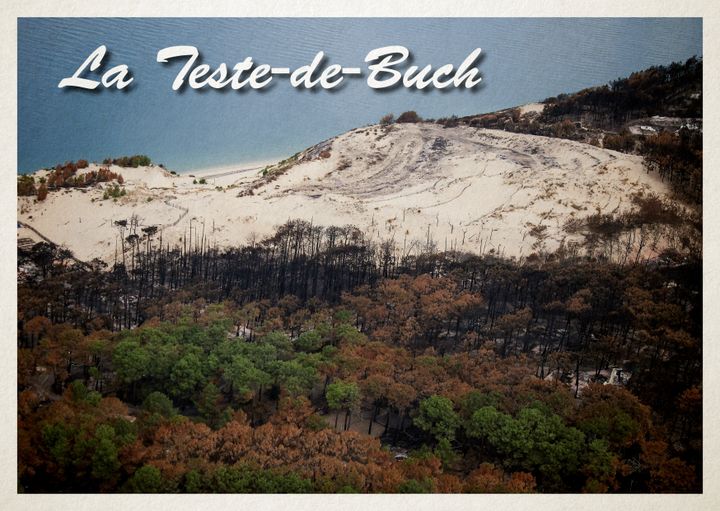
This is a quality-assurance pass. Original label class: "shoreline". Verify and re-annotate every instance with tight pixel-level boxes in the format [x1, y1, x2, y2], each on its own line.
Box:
[183, 157, 282, 178]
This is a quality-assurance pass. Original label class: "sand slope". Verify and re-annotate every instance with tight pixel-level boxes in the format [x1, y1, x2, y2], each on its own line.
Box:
[17, 123, 671, 262]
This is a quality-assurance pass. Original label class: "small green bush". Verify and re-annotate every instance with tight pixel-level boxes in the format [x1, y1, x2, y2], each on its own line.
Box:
[103, 184, 126, 200]
[380, 113, 395, 125]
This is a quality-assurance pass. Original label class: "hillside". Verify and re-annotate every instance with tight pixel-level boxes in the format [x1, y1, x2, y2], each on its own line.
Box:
[18, 121, 683, 264]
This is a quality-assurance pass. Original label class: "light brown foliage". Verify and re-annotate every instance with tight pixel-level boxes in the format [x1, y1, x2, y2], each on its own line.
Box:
[464, 463, 536, 493]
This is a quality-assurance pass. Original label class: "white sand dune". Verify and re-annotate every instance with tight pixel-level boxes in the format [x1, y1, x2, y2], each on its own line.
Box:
[17, 122, 671, 263]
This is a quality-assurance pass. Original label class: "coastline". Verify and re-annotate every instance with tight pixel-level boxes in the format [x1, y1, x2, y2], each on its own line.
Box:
[184, 157, 282, 178]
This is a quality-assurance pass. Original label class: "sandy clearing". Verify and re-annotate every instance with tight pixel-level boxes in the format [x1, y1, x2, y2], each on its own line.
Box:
[518, 102, 545, 115]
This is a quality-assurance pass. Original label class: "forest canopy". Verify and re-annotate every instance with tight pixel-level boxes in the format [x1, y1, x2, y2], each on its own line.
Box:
[17, 216, 701, 493]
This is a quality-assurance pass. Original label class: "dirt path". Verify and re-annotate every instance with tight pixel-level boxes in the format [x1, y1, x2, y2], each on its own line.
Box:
[197, 165, 265, 180]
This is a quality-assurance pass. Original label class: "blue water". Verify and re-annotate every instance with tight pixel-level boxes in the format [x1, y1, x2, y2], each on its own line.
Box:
[18, 18, 702, 173]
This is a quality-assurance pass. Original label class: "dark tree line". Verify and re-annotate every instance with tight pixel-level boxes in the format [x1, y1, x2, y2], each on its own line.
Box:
[18, 220, 701, 435]
[20, 221, 389, 331]
[541, 57, 702, 130]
